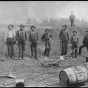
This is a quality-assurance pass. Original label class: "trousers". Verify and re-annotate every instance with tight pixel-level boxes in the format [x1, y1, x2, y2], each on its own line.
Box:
[44, 42, 51, 57]
[18, 41, 25, 58]
[30, 42, 37, 58]
[7, 38, 14, 58]
[70, 20, 74, 27]
[71, 45, 78, 58]
[60, 41, 68, 55]
[79, 44, 88, 54]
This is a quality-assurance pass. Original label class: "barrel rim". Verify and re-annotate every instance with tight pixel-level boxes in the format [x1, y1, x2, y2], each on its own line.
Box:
[59, 70, 69, 86]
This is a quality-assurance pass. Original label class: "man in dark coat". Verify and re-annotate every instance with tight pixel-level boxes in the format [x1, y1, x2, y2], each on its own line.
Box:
[78, 30, 88, 54]
[41, 29, 53, 57]
[29, 25, 39, 59]
[5, 25, 16, 59]
[69, 11, 75, 27]
[16, 24, 27, 59]
[59, 25, 69, 56]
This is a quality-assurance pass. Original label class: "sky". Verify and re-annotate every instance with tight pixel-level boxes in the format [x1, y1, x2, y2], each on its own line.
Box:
[0, 1, 88, 24]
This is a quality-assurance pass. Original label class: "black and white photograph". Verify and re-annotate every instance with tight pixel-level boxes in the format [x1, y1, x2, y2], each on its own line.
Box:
[0, 1, 88, 87]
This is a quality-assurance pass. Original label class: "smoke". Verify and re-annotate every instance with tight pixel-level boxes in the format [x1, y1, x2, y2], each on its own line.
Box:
[0, 1, 88, 23]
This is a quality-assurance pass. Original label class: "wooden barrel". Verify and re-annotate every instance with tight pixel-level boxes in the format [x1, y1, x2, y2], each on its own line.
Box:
[59, 66, 88, 87]
[86, 57, 88, 62]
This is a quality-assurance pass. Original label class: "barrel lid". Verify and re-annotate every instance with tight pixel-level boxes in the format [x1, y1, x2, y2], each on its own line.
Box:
[59, 70, 69, 87]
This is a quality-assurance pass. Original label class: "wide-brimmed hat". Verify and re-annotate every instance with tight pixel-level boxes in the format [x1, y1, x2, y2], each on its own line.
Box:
[86, 30, 88, 32]
[63, 25, 68, 28]
[8, 25, 14, 29]
[19, 24, 25, 28]
[73, 30, 77, 33]
[30, 25, 36, 29]
[45, 29, 50, 32]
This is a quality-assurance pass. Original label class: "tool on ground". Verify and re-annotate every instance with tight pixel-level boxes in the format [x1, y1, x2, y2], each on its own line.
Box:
[50, 46, 80, 65]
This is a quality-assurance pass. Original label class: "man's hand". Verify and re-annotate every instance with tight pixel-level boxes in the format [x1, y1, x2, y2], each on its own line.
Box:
[68, 41, 70, 43]
[78, 45, 80, 47]
[50, 39, 53, 42]
[29, 42, 31, 45]
[16, 41, 18, 44]
[5, 41, 7, 45]
[44, 42, 46, 44]
[37, 41, 39, 44]
[25, 41, 27, 44]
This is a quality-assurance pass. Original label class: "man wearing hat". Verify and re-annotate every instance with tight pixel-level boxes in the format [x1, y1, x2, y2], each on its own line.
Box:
[78, 30, 88, 54]
[16, 24, 27, 59]
[69, 11, 75, 27]
[29, 25, 39, 59]
[41, 29, 53, 57]
[59, 25, 69, 56]
[70, 30, 79, 58]
[5, 25, 16, 59]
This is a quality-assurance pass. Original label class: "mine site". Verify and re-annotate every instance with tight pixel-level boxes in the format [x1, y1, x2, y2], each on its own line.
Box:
[0, 1, 88, 87]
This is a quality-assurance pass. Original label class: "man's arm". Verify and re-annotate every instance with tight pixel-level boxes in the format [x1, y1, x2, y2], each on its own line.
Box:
[16, 31, 19, 41]
[83, 36, 86, 44]
[25, 32, 27, 41]
[41, 34, 45, 42]
[28, 32, 31, 42]
[67, 32, 69, 41]
[50, 34, 53, 40]
[77, 36, 79, 44]
[59, 30, 62, 40]
[36, 32, 39, 41]
[5, 31, 7, 42]
[70, 36, 72, 44]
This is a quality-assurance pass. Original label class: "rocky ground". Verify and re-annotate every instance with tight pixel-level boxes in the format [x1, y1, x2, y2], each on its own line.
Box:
[0, 25, 87, 87]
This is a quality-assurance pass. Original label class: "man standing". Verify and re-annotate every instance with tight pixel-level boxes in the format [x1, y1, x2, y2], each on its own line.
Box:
[59, 25, 69, 56]
[5, 25, 16, 59]
[69, 11, 75, 27]
[78, 30, 88, 54]
[41, 29, 53, 57]
[29, 25, 39, 59]
[16, 24, 27, 59]
[70, 30, 79, 58]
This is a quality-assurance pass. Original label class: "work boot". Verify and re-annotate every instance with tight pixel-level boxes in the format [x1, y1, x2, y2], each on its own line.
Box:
[34, 57, 38, 59]
[19, 57, 22, 60]
[11, 56, 14, 59]
[22, 57, 25, 59]
[8, 56, 10, 59]
[78, 53, 81, 55]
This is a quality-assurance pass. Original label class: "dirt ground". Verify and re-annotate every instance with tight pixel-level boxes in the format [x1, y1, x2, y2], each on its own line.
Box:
[0, 25, 88, 87]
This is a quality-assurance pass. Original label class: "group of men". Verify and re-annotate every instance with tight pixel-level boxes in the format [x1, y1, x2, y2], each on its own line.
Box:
[4, 11, 88, 60]
[59, 25, 88, 58]
[5, 24, 53, 60]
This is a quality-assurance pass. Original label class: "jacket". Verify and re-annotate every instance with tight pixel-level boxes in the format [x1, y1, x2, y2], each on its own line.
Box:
[16, 30, 27, 42]
[29, 31, 38, 43]
[59, 29, 69, 42]
[83, 34, 88, 45]
[41, 33, 52, 43]
[70, 34, 79, 46]
[69, 14, 75, 21]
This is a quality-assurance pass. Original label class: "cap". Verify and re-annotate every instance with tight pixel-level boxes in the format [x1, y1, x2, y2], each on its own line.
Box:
[19, 24, 25, 28]
[73, 30, 77, 33]
[63, 25, 68, 28]
[86, 30, 88, 32]
[8, 25, 14, 29]
[30, 25, 36, 29]
[45, 29, 50, 32]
